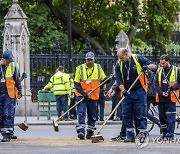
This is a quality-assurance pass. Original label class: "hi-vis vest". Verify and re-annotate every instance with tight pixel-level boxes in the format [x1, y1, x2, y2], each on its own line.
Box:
[45, 72, 71, 95]
[119, 54, 148, 92]
[155, 66, 179, 103]
[75, 63, 101, 100]
[5, 62, 17, 98]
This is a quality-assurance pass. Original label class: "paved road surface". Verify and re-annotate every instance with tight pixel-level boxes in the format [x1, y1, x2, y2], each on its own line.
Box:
[0, 124, 180, 154]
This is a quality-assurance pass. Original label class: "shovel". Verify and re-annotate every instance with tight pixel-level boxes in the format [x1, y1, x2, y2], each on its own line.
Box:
[18, 50, 29, 131]
[53, 74, 114, 132]
[91, 72, 143, 143]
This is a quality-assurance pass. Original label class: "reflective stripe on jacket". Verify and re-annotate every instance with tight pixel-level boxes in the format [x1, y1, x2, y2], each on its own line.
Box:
[155, 66, 179, 103]
[119, 54, 148, 92]
[44, 71, 71, 95]
[75, 63, 101, 100]
[5, 62, 16, 98]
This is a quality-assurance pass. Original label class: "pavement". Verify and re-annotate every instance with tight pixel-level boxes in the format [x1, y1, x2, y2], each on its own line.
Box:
[14, 116, 122, 126]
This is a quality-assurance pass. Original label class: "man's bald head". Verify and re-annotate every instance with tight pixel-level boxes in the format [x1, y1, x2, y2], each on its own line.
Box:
[117, 48, 131, 62]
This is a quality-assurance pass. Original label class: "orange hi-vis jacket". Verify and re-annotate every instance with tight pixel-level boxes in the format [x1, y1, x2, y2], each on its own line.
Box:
[155, 66, 179, 103]
[119, 54, 149, 93]
[75, 63, 102, 100]
[5, 62, 17, 98]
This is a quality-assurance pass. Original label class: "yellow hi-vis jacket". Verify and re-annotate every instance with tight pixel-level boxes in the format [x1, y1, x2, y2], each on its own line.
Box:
[5, 62, 18, 98]
[65, 73, 74, 90]
[44, 71, 71, 95]
[65, 73, 74, 105]
[74, 63, 106, 100]
[119, 54, 149, 93]
[155, 66, 179, 103]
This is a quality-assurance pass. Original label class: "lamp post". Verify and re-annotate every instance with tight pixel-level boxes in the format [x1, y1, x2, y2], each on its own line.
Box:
[67, 0, 73, 73]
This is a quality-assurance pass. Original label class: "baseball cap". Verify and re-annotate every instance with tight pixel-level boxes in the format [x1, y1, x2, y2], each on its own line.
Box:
[85, 51, 95, 59]
[2, 50, 14, 63]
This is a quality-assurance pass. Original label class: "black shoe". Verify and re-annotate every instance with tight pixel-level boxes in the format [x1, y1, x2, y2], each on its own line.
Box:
[111, 135, 125, 141]
[11, 135, 17, 139]
[109, 117, 114, 121]
[1, 136, 11, 142]
[86, 131, 94, 139]
[70, 116, 77, 120]
[78, 132, 85, 140]
[124, 137, 135, 143]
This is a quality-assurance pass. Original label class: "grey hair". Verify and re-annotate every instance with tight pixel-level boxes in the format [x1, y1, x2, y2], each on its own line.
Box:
[119, 48, 130, 55]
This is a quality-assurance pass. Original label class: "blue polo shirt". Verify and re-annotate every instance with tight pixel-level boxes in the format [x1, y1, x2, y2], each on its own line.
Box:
[115, 54, 153, 91]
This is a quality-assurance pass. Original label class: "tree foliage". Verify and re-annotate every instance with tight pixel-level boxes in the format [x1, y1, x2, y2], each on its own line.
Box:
[141, 0, 180, 47]
[0, 0, 179, 54]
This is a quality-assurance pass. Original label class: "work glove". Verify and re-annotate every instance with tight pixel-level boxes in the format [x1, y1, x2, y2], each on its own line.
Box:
[142, 66, 148, 72]
[21, 72, 27, 80]
[122, 90, 130, 97]
[17, 91, 22, 99]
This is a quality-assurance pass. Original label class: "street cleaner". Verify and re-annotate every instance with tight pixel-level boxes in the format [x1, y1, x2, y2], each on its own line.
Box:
[74, 51, 106, 140]
[0, 50, 22, 142]
[154, 55, 180, 140]
[115, 48, 156, 142]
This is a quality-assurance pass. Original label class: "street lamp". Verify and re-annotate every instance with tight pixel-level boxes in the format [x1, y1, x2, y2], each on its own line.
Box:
[67, 0, 73, 73]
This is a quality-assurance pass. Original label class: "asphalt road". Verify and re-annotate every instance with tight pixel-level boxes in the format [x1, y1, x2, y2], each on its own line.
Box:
[0, 124, 180, 154]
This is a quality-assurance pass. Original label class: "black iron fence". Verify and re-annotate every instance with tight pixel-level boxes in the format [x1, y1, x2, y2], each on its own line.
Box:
[30, 41, 180, 102]
[1, 37, 180, 101]
[30, 54, 116, 102]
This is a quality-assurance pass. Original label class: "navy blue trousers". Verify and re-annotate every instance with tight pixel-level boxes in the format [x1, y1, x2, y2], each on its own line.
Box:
[76, 96, 97, 134]
[122, 88, 147, 138]
[158, 102, 176, 137]
[0, 93, 15, 138]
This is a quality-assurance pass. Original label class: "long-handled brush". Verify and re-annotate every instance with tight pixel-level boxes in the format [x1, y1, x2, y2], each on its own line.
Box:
[91, 72, 143, 143]
[53, 74, 114, 132]
[18, 50, 29, 131]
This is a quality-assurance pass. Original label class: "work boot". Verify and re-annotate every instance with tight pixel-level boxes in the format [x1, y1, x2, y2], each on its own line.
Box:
[1, 136, 11, 142]
[11, 135, 17, 139]
[124, 137, 135, 143]
[86, 131, 94, 139]
[111, 135, 125, 142]
[78, 132, 85, 140]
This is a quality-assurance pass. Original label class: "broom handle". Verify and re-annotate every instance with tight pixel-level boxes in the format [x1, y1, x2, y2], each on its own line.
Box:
[23, 50, 27, 123]
[97, 72, 143, 134]
[56, 74, 114, 122]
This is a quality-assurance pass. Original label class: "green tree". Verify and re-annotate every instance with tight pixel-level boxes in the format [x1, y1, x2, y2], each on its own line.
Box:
[141, 0, 180, 47]
[0, 0, 179, 54]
